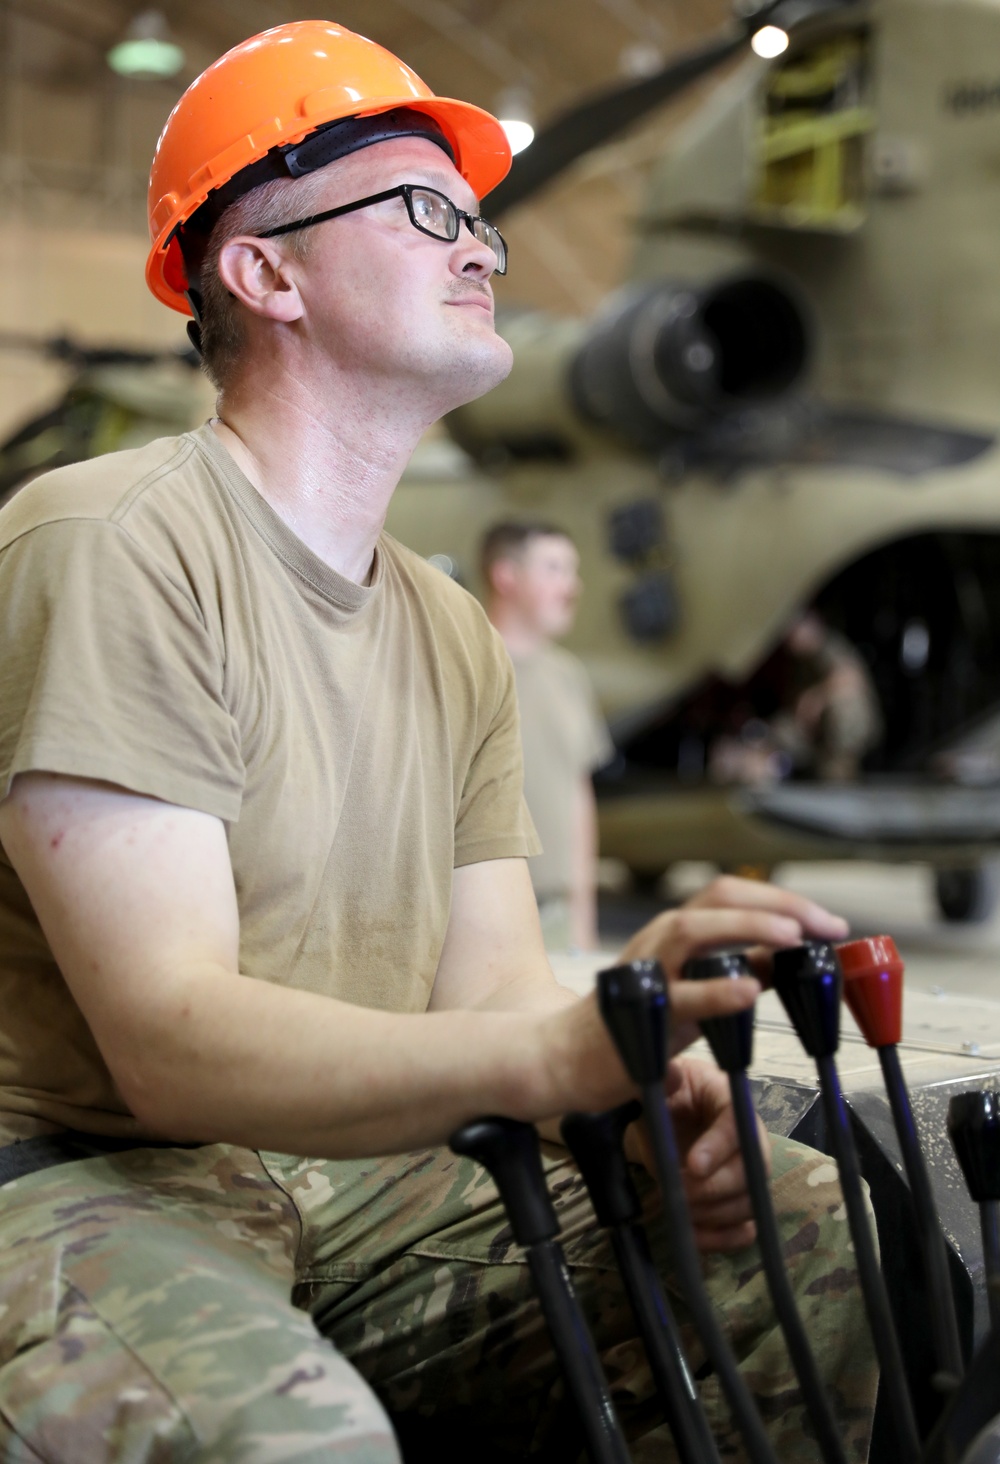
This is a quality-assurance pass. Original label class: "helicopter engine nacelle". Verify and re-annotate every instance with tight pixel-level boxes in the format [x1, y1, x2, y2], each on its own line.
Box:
[572, 275, 811, 449]
[446, 273, 811, 463]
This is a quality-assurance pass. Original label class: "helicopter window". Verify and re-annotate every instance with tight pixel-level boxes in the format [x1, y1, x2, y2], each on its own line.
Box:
[618, 570, 680, 643]
[607, 499, 666, 563]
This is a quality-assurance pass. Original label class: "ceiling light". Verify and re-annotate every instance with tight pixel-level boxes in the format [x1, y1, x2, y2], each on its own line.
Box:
[618, 42, 665, 80]
[495, 86, 535, 156]
[107, 10, 184, 80]
[500, 120, 535, 155]
[751, 25, 790, 59]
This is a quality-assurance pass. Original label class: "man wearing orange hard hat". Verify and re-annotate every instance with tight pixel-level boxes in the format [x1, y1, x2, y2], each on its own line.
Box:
[0, 21, 876, 1462]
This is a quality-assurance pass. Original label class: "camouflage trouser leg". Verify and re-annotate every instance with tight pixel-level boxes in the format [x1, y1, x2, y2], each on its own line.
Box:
[0, 1131, 878, 1462]
[271, 1132, 878, 1462]
[0, 1146, 399, 1463]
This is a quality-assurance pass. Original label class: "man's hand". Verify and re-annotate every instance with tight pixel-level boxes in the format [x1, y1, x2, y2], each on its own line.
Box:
[669, 1057, 769, 1252]
[619, 875, 848, 1052]
[627, 1058, 769, 1253]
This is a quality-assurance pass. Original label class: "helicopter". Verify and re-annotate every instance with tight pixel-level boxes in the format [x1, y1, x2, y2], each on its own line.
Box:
[381, 0, 1000, 923]
[0, 332, 209, 504]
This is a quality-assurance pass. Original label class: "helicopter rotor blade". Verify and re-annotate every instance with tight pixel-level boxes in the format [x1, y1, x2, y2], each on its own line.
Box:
[483, 29, 749, 217]
[0, 330, 198, 370]
[483, 0, 870, 217]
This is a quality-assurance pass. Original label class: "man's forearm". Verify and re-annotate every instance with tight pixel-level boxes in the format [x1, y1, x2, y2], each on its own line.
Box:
[116, 962, 567, 1155]
[466, 967, 580, 1015]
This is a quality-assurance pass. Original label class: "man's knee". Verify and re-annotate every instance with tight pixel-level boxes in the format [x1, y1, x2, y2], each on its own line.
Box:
[0, 1294, 400, 1464]
[0, 1220, 401, 1464]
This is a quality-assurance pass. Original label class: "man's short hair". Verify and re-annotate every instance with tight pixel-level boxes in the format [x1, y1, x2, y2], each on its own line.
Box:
[480, 520, 573, 585]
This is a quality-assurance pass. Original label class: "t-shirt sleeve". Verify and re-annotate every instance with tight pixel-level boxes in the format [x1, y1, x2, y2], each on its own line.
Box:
[0, 519, 244, 820]
[453, 636, 541, 869]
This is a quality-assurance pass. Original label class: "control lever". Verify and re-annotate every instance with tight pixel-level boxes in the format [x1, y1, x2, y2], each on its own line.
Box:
[449, 1116, 631, 1464]
[683, 951, 847, 1464]
[771, 941, 921, 1463]
[597, 960, 780, 1464]
[838, 935, 964, 1388]
[561, 1103, 722, 1464]
[947, 1091, 1000, 1336]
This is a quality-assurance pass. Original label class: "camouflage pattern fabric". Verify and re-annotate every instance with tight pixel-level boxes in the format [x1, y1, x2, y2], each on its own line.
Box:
[0, 1132, 877, 1461]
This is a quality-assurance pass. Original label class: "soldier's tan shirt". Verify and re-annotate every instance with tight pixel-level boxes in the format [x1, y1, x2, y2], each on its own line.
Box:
[513, 643, 613, 901]
[0, 425, 538, 1143]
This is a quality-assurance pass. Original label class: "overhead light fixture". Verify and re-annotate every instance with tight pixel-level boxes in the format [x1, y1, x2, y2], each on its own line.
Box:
[751, 25, 790, 59]
[495, 86, 535, 156]
[618, 42, 665, 80]
[107, 10, 184, 80]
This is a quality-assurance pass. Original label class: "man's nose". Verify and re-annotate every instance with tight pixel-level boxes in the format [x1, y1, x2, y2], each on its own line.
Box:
[454, 231, 498, 278]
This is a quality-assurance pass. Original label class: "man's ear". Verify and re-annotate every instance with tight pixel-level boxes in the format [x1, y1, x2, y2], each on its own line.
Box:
[216, 236, 304, 324]
[488, 558, 521, 598]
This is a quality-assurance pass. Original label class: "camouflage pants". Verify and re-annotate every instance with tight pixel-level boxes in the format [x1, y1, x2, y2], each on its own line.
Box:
[0, 1133, 877, 1462]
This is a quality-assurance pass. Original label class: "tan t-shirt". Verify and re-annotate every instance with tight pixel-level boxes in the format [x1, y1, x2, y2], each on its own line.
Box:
[513, 643, 613, 900]
[0, 425, 538, 1142]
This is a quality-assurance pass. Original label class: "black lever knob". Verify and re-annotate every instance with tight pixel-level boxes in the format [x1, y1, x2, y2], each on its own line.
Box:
[560, 1101, 643, 1230]
[682, 951, 755, 1072]
[947, 1091, 1000, 1203]
[771, 941, 842, 1058]
[597, 960, 669, 1085]
[450, 1117, 558, 1247]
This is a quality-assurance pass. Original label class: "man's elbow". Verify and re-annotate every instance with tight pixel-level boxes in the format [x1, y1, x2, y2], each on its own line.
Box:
[99, 1016, 219, 1144]
[112, 1055, 208, 1143]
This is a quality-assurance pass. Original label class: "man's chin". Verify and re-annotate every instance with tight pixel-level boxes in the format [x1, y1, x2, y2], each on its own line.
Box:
[443, 338, 514, 409]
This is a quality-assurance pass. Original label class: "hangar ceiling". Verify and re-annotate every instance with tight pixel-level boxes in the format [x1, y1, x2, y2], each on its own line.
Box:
[0, 0, 732, 314]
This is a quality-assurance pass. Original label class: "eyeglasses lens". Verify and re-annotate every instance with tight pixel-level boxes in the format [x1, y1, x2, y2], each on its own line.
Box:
[409, 188, 506, 275]
[473, 220, 506, 274]
[411, 189, 455, 239]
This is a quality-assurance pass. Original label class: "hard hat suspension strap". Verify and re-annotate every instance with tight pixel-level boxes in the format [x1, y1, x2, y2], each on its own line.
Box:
[178, 109, 455, 257]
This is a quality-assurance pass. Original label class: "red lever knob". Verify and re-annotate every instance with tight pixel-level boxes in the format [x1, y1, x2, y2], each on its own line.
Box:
[836, 936, 904, 1048]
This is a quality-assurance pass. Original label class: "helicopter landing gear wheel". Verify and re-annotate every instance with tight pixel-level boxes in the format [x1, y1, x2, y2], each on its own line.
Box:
[933, 863, 1000, 924]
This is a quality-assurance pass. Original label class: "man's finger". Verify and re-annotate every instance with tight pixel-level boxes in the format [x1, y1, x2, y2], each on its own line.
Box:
[675, 1105, 744, 1187]
[657, 906, 807, 962]
[620, 909, 802, 968]
[685, 1191, 756, 1227]
[689, 876, 849, 941]
[668, 970, 761, 1025]
[683, 1155, 752, 1207]
[693, 1218, 757, 1254]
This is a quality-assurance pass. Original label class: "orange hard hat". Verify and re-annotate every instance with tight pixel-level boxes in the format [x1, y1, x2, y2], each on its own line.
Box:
[146, 20, 512, 316]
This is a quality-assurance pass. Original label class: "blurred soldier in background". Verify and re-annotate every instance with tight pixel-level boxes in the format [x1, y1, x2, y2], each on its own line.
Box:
[778, 609, 883, 780]
[483, 522, 613, 948]
[710, 609, 882, 785]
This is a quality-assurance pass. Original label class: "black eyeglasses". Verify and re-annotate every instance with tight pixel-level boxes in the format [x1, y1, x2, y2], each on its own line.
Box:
[255, 183, 508, 275]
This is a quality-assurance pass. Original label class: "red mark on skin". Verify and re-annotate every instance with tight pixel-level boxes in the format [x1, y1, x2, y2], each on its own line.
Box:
[50, 831, 64, 850]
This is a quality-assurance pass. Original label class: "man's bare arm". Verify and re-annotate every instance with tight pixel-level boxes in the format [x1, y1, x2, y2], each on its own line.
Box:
[0, 774, 763, 1158]
[430, 857, 575, 1015]
[0, 775, 562, 1153]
